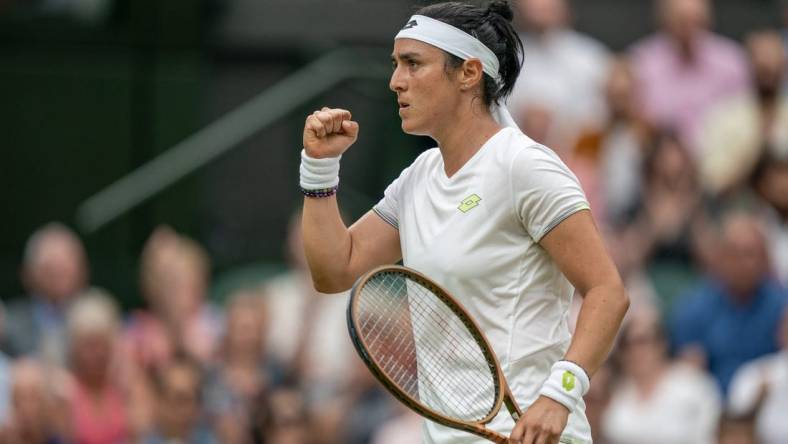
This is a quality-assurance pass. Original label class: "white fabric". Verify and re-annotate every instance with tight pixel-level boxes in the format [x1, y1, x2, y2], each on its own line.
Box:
[299, 149, 341, 189]
[373, 127, 591, 443]
[539, 361, 590, 411]
[762, 207, 788, 289]
[396, 15, 501, 84]
[728, 352, 788, 444]
[506, 30, 610, 148]
[603, 364, 721, 444]
[599, 123, 643, 222]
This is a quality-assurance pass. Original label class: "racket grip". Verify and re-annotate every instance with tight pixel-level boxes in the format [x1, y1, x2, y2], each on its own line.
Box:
[488, 432, 510, 444]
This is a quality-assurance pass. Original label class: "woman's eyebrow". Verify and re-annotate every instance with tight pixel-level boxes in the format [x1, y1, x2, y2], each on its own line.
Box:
[391, 52, 422, 63]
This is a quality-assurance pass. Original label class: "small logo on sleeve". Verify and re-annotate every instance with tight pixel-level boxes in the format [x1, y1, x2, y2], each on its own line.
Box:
[562, 371, 576, 392]
[458, 194, 482, 213]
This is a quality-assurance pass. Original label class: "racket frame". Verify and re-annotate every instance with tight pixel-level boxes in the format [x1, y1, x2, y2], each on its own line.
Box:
[347, 265, 523, 443]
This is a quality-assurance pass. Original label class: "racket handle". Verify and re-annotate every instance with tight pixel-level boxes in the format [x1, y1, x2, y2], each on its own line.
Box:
[486, 431, 510, 444]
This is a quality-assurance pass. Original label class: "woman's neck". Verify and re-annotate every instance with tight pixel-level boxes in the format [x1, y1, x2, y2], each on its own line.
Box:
[432, 106, 502, 178]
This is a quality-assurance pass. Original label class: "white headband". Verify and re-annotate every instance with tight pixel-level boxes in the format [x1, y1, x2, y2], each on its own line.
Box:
[395, 15, 501, 85]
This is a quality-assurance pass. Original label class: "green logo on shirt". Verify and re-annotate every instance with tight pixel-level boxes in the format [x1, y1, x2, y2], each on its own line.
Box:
[458, 194, 482, 213]
[562, 371, 576, 392]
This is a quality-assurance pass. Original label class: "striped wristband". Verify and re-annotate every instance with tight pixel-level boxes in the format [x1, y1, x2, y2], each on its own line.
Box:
[300, 149, 341, 190]
[538, 360, 591, 412]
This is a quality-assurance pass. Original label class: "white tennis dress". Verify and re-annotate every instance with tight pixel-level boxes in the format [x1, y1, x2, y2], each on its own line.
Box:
[373, 127, 593, 444]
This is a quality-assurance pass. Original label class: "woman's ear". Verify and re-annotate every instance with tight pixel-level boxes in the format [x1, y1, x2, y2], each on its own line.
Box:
[459, 58, 484, 91]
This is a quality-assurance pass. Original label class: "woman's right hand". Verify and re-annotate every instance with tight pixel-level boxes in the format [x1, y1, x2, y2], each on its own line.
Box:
[303, 107, 359, 158]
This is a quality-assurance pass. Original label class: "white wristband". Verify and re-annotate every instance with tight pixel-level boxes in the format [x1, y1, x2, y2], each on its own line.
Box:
[300, 149, 341, 190]
[538, 360, 591, 412]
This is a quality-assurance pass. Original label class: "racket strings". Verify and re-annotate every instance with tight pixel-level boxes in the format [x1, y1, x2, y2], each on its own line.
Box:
[404, 294, 495, 400]
[356, 272, 497, 422]
[360, 274, 495, 417]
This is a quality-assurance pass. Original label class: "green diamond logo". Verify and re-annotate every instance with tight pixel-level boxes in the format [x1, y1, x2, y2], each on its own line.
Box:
[562, 371, 576, 392]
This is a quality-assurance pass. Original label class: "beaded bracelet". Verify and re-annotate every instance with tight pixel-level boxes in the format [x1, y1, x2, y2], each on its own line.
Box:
[301, 186, 338, 198]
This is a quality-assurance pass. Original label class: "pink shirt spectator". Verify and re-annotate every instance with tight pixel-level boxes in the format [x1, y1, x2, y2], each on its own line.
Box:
[630, 31, 749, 154]
[70, 381, 129, 444]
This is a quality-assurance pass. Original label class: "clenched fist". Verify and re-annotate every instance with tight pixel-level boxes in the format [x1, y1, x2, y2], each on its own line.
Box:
[303, 107, 359, 158]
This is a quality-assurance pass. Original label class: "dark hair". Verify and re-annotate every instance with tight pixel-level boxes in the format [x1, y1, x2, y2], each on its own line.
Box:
[416, 0, 524, 106]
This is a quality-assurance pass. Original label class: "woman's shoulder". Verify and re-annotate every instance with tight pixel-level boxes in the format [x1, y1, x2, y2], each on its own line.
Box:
[498, 129, 568, 171]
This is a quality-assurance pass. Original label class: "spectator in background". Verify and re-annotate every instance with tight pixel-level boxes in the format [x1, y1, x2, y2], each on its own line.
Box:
[320, 356, 397, 444]
[573, 56, 654, 226]
[582, 364, 613, 444]
[262, 212, 354, 396]
[618, 131, 705, 312]
[125, 226, 180, 372]
[250, 384, 312, 444]
[603, 309, 720, 444]
[717, 414, 758, 444]
[697, 29, 788, 195]
[125, 227, 221, 370]
[164, 234, 222, 365]
[205, 291, 283, 444]
[727, 308, 788, 444]
[630, 0, 750, 155]
[4, 222, 89, 363]
[506, 0, 611, 153]
[671, 212, 787, 396]
[64, 289, 132, 444]
[752, 145, 788, 287]
[142, 355, 217, 444]
[0, 359, 68, 444]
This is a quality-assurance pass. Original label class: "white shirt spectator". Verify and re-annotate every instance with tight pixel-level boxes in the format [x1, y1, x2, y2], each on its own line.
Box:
[728, 351, 788, 444]
[603, 364, 721, 444]
[506, 29, 611, 150]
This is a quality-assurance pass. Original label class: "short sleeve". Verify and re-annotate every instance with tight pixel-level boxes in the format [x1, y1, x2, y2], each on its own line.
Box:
[373, 178, 401, 230]
[511, 145, 590, 242]
[373, 161, 419, 230]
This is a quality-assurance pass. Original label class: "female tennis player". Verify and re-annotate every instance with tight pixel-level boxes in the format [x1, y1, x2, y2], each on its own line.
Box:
[299, 1, 629, 443]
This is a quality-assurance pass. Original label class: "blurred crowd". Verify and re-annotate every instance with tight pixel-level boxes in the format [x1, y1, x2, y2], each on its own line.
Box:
[2, 0, 788, 443]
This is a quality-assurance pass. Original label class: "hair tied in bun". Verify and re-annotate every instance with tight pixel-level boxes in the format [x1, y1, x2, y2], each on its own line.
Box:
[486, 0, 514, 21]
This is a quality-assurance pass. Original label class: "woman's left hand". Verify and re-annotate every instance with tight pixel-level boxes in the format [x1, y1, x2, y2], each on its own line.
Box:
[509, 396, 569, 444]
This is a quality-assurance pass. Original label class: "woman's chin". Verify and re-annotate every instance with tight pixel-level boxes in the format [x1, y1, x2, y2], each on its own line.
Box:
[400, 118, 426, 136]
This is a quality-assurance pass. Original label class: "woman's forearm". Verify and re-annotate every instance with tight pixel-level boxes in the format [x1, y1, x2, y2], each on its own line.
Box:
[564, 283, 629, 376]
[301, 195, 355, 292]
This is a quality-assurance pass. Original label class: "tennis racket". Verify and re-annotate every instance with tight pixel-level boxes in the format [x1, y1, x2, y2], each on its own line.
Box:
[346, 265, 523, 443]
